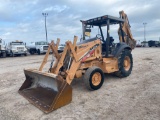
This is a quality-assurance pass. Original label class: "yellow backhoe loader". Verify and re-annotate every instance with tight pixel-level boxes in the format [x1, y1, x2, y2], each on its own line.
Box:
[19, 11, 136, 113]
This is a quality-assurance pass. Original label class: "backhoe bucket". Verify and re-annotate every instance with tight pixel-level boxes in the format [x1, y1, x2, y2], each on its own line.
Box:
[18, 69, 72, 113]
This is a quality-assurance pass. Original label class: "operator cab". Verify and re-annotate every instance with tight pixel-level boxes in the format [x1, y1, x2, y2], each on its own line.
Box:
[80, 15, 125, 57]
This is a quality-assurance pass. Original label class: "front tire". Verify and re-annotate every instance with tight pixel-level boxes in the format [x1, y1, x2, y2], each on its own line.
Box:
[24, 53, 27, 56]
[115, 49, 133, 77]
[10, 51, 14, 57]
[83, 66, 104, 90]
[2, 52, 6, 58]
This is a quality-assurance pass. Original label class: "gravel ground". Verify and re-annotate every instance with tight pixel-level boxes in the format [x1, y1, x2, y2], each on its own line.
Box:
[0, 48, 160, 120]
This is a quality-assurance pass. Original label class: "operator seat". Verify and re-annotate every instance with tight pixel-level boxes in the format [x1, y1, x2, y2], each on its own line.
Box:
[102, 37, 114, 56]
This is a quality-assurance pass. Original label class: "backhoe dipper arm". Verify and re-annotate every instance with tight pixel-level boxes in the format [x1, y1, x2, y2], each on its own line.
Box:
[118, 11, 136, 49]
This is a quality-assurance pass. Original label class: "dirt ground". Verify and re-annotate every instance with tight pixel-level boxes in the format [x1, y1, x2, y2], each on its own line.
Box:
[0, 48, 160, 120]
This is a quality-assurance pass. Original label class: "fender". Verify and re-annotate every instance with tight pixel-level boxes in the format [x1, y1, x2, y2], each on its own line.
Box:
[112, 42, 131, 58]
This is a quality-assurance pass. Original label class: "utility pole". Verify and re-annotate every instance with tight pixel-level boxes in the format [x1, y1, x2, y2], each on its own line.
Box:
[42, 13, 48, 42]
[143, 23, 147, 42]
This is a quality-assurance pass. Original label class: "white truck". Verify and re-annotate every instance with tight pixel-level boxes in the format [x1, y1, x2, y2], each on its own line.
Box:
[0, 38, 7, 58]
[27, 41, 49, 55]
[6, 40, 27, 57]
[58, 44, 65, 53]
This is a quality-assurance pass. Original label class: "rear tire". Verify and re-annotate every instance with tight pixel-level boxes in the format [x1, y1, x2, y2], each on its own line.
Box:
[30, 50, 34, 55]
[115, 49, 133, 77]
[83, 66, 104, 90]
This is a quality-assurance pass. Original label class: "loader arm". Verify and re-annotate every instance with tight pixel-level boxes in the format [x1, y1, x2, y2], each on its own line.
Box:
[52, 38, 101, 85]
[118, 11, 136, 49]
[65, 40, 101, 84]
[38, 36, 101, 85]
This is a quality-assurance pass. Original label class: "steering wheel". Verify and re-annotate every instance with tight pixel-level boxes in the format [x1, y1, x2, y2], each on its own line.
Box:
[96, 34, 102, 40]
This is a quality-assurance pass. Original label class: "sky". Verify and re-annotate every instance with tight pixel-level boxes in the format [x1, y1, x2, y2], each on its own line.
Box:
[0, 0, 160, 44]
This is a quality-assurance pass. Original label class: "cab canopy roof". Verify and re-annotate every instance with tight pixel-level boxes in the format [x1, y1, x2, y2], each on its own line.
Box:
[81, 15, 124, 26]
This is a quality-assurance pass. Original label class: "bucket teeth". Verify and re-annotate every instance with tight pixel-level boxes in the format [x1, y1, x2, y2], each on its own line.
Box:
[19, 69, 72, 113]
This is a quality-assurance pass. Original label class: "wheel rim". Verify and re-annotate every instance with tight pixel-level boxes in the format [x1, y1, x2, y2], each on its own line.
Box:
[92, 72, 101, 86]
[124, 56, 131, 71]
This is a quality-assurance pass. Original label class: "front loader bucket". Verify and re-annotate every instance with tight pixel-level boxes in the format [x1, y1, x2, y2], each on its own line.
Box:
[18, 69, 72, 113]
